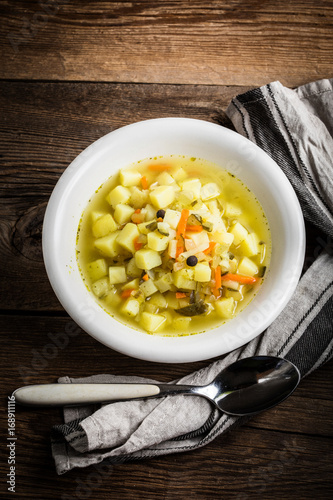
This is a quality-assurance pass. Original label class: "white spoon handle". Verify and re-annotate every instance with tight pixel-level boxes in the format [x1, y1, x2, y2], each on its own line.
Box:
[13, 383, 161, 406]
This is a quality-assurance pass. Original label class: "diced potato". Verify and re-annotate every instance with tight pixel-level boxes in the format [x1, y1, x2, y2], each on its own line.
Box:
[229, 222, 248, 246]
[135, 248, 162, 270]
[172, 167, 187, 182]
[201, 183, 220, 201]
[215, 297, 235, 319]
[140, 312, 166, 332]
[91, 277, 110, 298]
[194, 262, 212, 282]
[237, 256, 259, 277]
[157, 171, 175, 186]
[106, 185, 131, 208]
[126, 257, 142, 278]
[116, 223, 140, 254]
[119, 169, 141, 187]
[173, 268, 196, 290]
[173, 316, 191, 330]
[139, 279, 158, 297]
[212, 231, 234, 250]
[145, 204, 156, 221]
[180, 178, 201, 198]
[122, 278, 140, 290]
[109, 266, 127, 285]
[91, 211, 105, 223]
[121, 298, 141, 317]
[94, 231, 121, 258]
[92, 213, 117, 238]
[164, 209, 181, 230]
[114, 204, 135, 224]
[129, 186, 149, 209]
[149, 185, 175, 209]
[224, 203, 242, 217]
[240, 233, 260, 257]
[147, 231, 169, 252]
[149, 291, 168, 308]
[87, 258, 108, 281]
[154, 272, 174, 293]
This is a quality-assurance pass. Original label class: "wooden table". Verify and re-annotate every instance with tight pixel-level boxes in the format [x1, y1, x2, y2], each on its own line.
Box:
[1, 2, 332, 499]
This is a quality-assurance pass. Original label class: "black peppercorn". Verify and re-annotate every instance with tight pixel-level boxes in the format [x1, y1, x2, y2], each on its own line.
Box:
[186, 255, 198, 267]
[156, 209, 166, 219]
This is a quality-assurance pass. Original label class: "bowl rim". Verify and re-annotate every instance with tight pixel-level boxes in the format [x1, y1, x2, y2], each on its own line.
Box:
[42, 117, 306, 363]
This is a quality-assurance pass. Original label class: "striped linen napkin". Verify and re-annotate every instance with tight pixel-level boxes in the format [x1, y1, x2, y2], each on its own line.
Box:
[51, 78, 333, 475]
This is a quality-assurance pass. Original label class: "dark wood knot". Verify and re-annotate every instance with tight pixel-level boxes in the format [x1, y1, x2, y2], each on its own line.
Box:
[12, 202, 47, 262]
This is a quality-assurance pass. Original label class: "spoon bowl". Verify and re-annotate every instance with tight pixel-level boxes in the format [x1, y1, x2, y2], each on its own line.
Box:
[205, 356, 301, 415]
[14, 356, 300, 416]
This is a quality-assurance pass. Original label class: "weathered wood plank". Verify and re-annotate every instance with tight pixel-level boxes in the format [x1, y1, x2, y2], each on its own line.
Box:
[1, 3, 332, 498]
[2, 314, 332, 431]
[1, 313, 332, 499]
[2, 426, 332, 499]
[1, 0, 332, 86]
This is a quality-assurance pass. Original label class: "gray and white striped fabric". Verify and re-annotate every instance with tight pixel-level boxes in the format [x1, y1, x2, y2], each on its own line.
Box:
[52, 79, 333, 475]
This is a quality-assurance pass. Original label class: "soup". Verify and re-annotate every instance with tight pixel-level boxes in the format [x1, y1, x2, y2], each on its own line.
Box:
[76, 155, 271, 335]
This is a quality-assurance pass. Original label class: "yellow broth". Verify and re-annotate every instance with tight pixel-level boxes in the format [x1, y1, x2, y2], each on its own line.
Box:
[76, 155, 271, 335]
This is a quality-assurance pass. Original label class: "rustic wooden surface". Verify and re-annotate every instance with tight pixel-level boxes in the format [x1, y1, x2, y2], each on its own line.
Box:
[1, 0, 333, 86]
[1, 1, 333, 499]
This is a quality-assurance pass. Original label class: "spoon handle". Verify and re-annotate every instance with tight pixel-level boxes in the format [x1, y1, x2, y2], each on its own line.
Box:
[13, 383, 163, 406]
[13, 383, 199, 407]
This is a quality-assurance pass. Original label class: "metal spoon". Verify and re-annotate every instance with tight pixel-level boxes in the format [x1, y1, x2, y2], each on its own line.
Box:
[13, 356, 300, 416]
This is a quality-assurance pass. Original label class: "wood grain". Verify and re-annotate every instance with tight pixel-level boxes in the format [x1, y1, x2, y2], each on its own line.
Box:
[1, 314, 333, 499]
[1, 1, 332, 497]
[1, 0, 332, 86]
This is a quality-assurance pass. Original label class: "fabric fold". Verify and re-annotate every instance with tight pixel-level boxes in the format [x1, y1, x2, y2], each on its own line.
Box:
[51, 78, 333, 474]
[227, 79, 333, 238]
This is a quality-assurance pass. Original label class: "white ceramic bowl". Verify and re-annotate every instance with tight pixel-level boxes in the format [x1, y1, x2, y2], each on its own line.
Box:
[43, 118, 305, 363]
